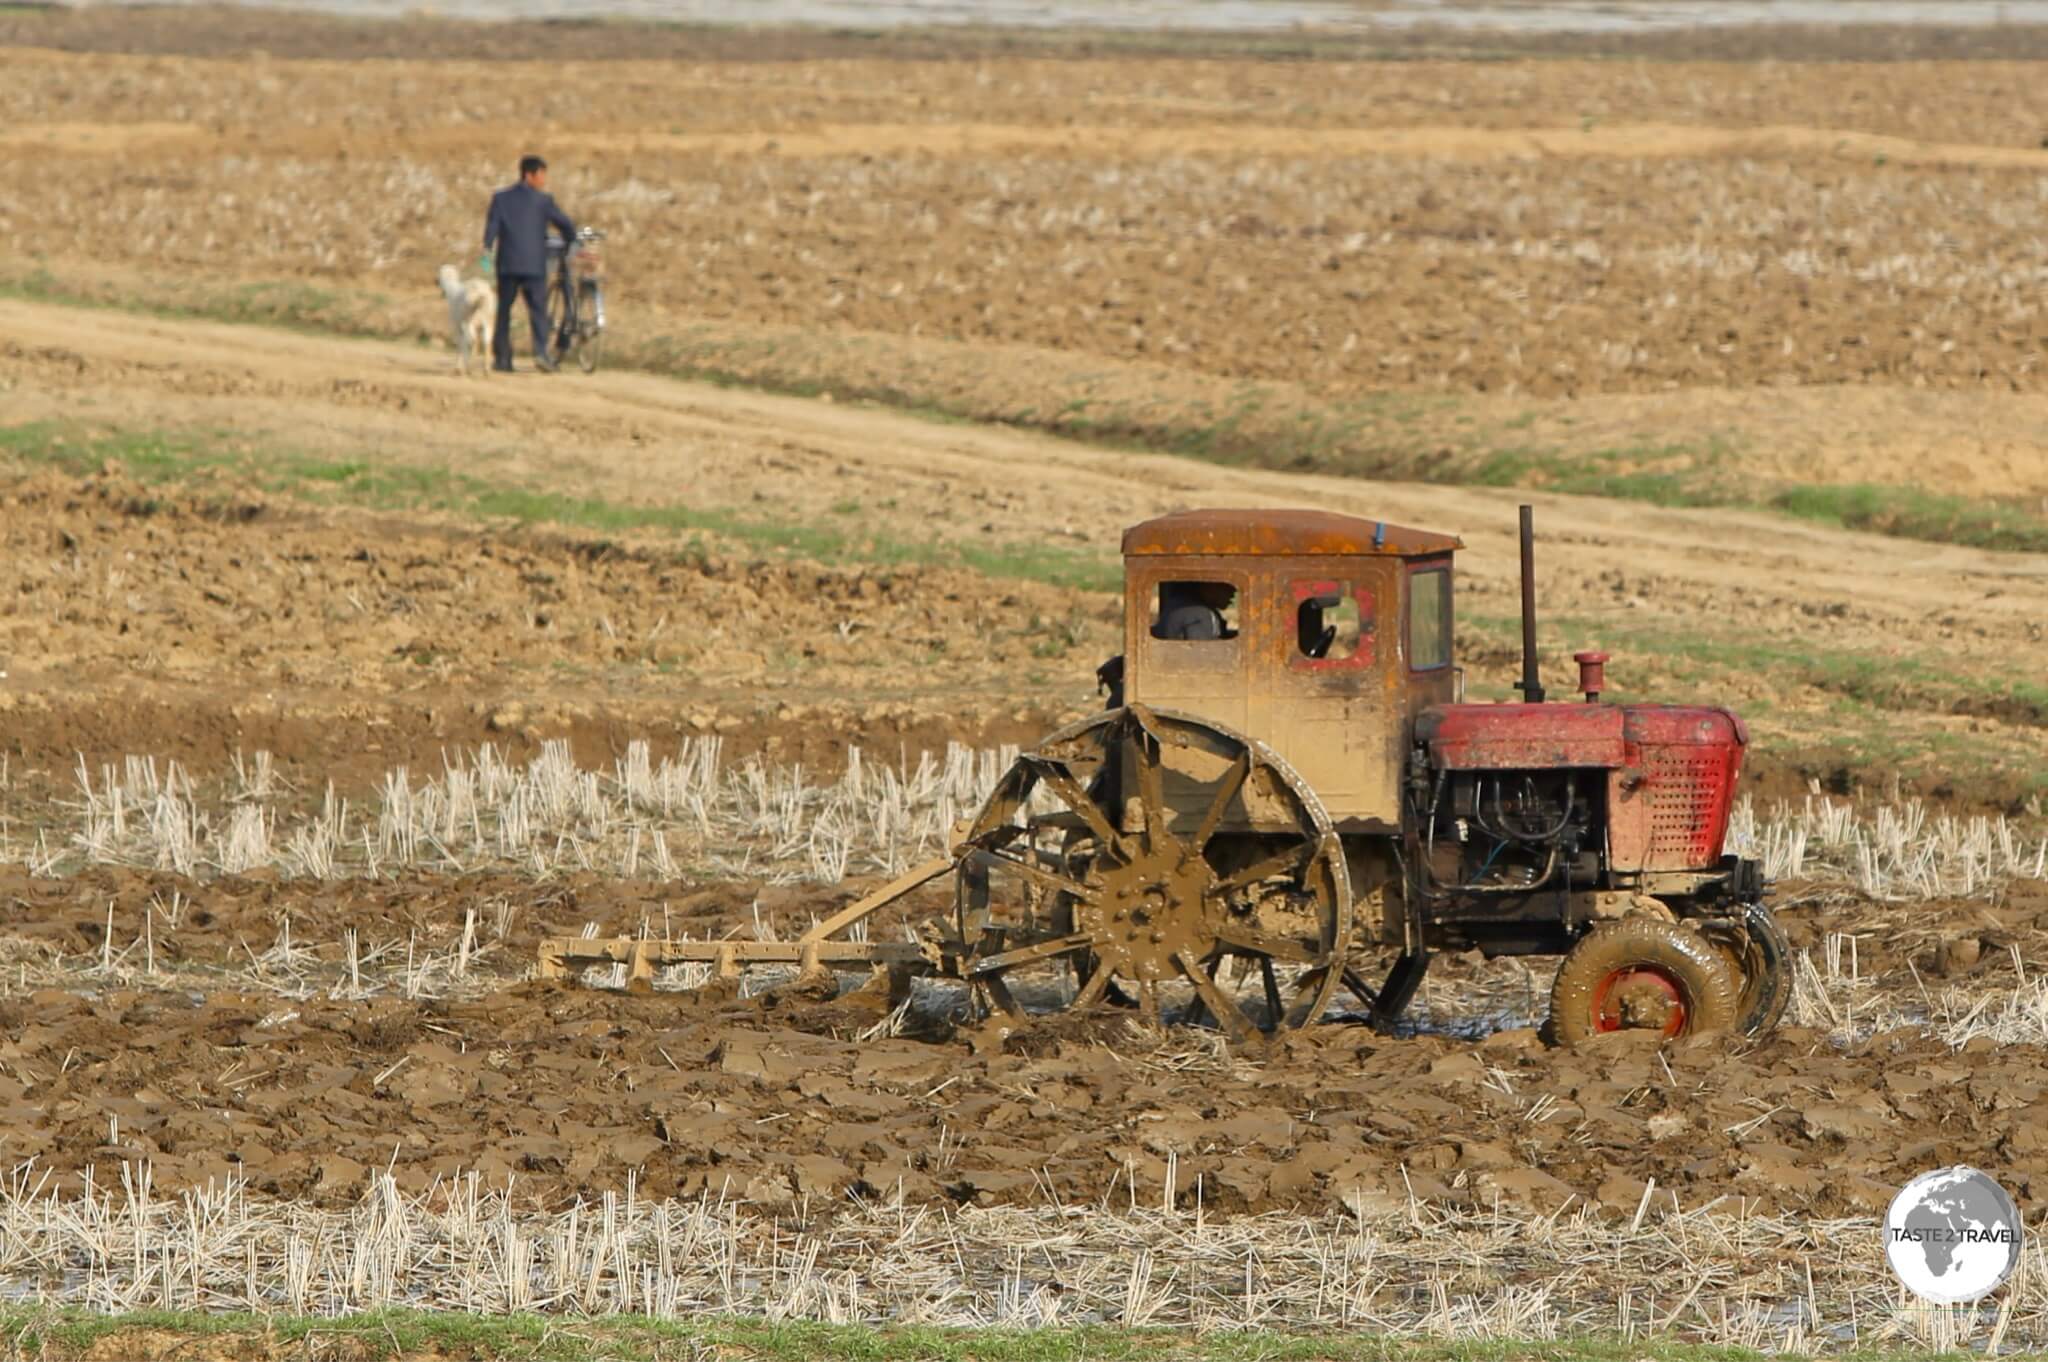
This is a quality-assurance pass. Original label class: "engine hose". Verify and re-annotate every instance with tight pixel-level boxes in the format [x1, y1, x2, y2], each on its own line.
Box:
[1475, 773, 1576, 844]
[1441, 845, 1559, 896]
[1420, 766, 1449, 879]
[1420, 769, 1568, 896]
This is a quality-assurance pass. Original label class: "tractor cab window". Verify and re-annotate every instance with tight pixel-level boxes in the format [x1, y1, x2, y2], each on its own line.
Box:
[1409, 566, 1452, 670]
[1152, 580, 1239, 641]
[1291, 580, 1374, 669]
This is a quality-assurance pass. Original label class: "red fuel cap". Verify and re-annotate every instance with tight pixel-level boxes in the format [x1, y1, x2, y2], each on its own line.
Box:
[1573, 650, 1611, 700]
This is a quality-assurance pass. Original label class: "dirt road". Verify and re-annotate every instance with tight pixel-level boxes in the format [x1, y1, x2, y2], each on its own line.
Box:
[9, 294, 2046, 657]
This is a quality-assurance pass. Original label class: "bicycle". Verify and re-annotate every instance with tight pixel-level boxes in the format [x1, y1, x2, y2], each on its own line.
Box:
[544, 227, 607, 373]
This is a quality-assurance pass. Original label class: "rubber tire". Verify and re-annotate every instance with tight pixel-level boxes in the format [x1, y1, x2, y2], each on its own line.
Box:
[1549, 917, 1742, 1046]
[575, 284, 603, 373]
[545, 274, 574, 364]
[1713, 902, 1792, 1037]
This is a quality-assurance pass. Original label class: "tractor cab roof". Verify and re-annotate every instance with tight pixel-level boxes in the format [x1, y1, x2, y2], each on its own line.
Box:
[1122, 509, 1462, 559]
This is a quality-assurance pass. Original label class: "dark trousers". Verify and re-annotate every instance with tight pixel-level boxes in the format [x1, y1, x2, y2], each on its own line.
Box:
[493, 272, 548, 368]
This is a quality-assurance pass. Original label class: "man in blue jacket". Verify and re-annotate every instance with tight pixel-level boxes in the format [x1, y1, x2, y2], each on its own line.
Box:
[483, 155, 576, 373]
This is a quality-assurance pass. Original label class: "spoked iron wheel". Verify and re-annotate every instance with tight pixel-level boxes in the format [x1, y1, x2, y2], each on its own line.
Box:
[953, 706, 1350, 1041]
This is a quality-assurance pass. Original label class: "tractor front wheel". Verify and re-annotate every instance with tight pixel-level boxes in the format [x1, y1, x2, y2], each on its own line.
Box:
[1549, 917, 1740, 1046]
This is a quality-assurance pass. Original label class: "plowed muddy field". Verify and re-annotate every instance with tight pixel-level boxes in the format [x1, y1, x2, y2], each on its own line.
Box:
[5, 861, 2047, 1218]
[3, 10, 2048, 1347]
[0, 465, 1097, 789]
[5, 17, 2048, 508]
[5, 45, 2048, 401]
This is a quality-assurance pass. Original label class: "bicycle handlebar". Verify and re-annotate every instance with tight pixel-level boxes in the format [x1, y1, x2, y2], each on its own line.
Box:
[546, 228, 605, 256]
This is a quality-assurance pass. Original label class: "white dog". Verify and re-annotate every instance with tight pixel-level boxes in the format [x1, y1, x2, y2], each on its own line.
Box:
[437, 264, 496, 376]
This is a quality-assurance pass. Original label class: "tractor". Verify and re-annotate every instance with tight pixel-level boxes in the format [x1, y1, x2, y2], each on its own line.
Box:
[542, 506, 1788, 1045]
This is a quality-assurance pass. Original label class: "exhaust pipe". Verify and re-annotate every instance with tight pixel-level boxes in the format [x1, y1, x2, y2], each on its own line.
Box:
[1514, 504, 1545, 704]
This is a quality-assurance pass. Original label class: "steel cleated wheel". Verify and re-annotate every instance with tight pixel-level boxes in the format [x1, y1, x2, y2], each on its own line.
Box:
[1549, 916, 1740, 1045]
[952, 706, 1350, 1041]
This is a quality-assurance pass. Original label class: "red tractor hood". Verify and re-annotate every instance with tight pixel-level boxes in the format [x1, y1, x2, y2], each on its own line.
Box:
[1418, 703, 1747, 770]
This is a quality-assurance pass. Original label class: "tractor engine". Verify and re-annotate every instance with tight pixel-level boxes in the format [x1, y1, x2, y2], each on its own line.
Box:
[1408, 698, 1756, 953]
[1415, 765, 1599, 897]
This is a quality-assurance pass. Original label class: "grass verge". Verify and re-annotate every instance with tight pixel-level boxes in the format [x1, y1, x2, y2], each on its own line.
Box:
[0, 1308, 1977, 1362]
[0, 421, 1120, 594]
[1475, 445, 2048, 554]
[1770, 482, 2048, 553]
[6, 264, 2047, 557]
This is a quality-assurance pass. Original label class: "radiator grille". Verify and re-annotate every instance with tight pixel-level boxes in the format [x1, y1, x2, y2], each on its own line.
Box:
[1643, 748, 1732, 866]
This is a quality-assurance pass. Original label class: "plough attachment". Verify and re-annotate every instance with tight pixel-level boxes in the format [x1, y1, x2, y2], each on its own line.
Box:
[537, 857, 955, 992]
[536, 707, 1354, 1041]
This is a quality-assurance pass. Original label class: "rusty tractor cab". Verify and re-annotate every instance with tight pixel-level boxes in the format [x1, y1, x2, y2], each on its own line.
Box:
[1104, 505, 1782, 1041]
[542, 506, 1785, 1047]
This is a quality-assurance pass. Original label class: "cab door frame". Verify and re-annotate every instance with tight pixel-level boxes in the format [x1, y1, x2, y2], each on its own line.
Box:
[1252, 555, 1402, 834]
[1124, 557, 1252, 737]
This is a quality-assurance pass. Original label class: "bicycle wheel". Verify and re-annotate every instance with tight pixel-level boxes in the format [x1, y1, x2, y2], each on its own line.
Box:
[575, 282, 604, 373]
[544, 270, 574, 365]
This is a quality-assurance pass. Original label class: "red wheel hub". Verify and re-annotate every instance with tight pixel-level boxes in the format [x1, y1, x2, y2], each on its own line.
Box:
[1590, 966, 1688, 1036]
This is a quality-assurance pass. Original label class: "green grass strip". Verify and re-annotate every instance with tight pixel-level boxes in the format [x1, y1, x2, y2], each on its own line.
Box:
[1771, 482, 2048, 554]
[0, 1307, 1982, 1362]
[0, 421, 1120, 595]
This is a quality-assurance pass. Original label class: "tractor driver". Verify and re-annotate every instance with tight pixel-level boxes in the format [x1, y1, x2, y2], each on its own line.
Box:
[1153, 581, 1236, 641]
[1297, 590, 1341, 659]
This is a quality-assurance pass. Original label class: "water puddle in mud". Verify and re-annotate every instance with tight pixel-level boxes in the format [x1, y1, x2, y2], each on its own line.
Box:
[595, 959, 1550, 1042]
